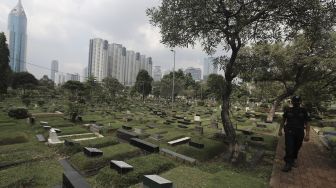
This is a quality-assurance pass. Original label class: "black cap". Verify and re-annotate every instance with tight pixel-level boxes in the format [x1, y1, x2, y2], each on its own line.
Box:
[291, 96, 301, 103]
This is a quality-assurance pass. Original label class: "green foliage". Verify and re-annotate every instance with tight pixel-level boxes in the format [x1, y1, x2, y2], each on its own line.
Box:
[206, 74, 225, 101]
[8, 107, 29, 119]
[134, 70, 153, 99]
[69, 144, 141, 172]
[11, 72, 38, 91]
[95, 154, 176, 188]
[0, 32, 12, 95]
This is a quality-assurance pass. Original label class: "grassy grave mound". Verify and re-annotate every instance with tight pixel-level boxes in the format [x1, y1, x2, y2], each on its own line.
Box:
[57, 126, 90, 136]
[0, 160, 63, 188]
[69, 143, 141, 174]
[56, 136, 119, 155]
[0, 132, 29, 146]
[95, 154, 176, 188]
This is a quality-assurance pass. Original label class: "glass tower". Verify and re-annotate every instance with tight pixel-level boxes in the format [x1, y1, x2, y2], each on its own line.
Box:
[8, 0, 27, 72]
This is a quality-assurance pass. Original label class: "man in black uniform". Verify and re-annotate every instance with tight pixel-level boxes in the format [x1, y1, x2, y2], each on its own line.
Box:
[278, 96, 310, 172]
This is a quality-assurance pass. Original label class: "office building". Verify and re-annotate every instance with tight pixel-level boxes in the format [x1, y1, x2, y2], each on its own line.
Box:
[51, 60, 59, 82]
[88, 38, 108, 82]
[185, 67, 202, 81]
[8, 0, 27, 72]
[153, 66, 162, 81]
[203, 57, 218, 80]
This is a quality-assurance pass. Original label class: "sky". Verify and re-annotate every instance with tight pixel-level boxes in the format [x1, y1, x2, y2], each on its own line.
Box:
[0, 0, 211, 79]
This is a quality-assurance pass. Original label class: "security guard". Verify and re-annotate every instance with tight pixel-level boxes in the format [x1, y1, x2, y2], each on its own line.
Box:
[278, 96, 310, 172]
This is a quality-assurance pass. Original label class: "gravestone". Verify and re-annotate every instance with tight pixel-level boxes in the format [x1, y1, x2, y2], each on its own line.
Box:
[40, 121, 48, 126]
[122, 125, 133, 130]
[116, 128, 139, 141]
[36, 134, 46, 142]
[194, 126, 204, 135]
[27, 117, 35, 125]
[90, 124, 104, 133]
[189, 141, 204, 149]
[130, 138, 159, 153]
[43, 125, 51, 130]
[143, 175, 173, 188]
[168, 137, 190, 146]
[178, 124, 188, 129]
[54, 128, 62, 133]
[83, 147, 103, 157]
[110, 160, 133, 174]
[134, 128, 144, 134]
[151, 134, 163, 141]
[48, 129, 62, 144]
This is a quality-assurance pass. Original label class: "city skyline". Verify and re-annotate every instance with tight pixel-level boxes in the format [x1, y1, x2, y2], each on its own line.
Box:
[0, 0, 208, 79]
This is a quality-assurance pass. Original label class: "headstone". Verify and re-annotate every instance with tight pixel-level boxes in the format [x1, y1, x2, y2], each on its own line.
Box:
[122, 125, 133, 130]
[36, 134, 46, 142]
[110, 160, 133, 174]
[54, 128, 62, 133]
[116, 128, 139, 141]
[48, 129, 62, 144]
[130, 138, 159, 153]
[194, 126, 204, 135]
[27, 117, 35, 125]
[189, 141, 204, 149]
[90, 124, 103, 133]
[143, 175, 173, 188]
[167, 137, 190, 146]
[83, 147, 103, 157]
[40, 121, 48, 126]
[43, 125, 52, 130]
[178, 124, 188, 129]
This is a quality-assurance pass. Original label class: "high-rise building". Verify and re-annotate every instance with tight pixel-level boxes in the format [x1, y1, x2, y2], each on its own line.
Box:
[153, 66, 162, 81]
[88, 38, 108, 82]
[185, 67, 202, 81]
[82, 67, 88, 82]
[203, 57, 218, 80]
[8, 0, 27, 72]
[51, 60, 59, 82]
[146, 57, 153, 77]
[126, 50, 135, 86]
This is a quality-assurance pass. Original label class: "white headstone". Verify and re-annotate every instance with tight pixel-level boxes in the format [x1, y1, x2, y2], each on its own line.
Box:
[194, 116, 201, 122]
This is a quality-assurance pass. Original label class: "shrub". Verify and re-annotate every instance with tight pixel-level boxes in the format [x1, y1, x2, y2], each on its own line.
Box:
[95, 154, 176, 188]
[8, 107, 30, 119]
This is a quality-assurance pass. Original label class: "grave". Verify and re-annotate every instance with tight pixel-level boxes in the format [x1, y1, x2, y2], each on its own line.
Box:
[48, 128, 62, 144]
[54, 128, 62, 133]
[64, 139, 79, 147]
[36, 134, 46, 142]
[167, 137, 191, 146]
[122, 125, 133, 130]
[40, 121, 48, 126]
[116, 128, 139, 142]
[143, 175, 173, 188]
[189, 141, 204, 149]
[160, 148, 196, 164]
[177, 120, 192, 125]
[130, 138, 159, 153]
[250, 136, 264, 142]
[178, 124, 188, 129]
[151, 134, 164, 141]
[62, 171, 90, 188]
[134, 128, 144, 134]
[256, 123, 267, 128]
[83, 147, 103, 157]
[27, 117, 35, 124]
[43, 125, 52, 130]
[194, 126, 204, 135]
[147, 125, 156, 129]
[110, 160, 133, 174]
[90, 124, 103, 133]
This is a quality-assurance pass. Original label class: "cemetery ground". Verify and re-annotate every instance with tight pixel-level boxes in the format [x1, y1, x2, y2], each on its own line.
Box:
[0, 97, 335, 188]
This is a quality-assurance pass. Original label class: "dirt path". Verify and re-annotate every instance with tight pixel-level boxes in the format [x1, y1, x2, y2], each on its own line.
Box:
[270, 128, 336, 188]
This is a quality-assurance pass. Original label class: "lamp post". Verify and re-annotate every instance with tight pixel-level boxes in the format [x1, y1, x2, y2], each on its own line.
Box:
[170, 49, 176, 110]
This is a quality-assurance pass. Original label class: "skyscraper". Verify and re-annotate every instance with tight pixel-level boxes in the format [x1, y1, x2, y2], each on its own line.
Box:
[185, 67, 202, 81]
[8, 0, 27, 72]
[88, 38, 108, 81]
[203, 57, 218, 80]
[51, 60, 59, 82]
[153, 66, 162, 81]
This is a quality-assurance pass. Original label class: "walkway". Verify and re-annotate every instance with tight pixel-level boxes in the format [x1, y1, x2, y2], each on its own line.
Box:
[270, 129, 336, 188]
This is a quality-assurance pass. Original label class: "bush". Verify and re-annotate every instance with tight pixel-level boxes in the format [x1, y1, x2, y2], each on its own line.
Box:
[95, 154, 176, 188]
[8, 107, 30, 119]
[69, 144, 141, 173]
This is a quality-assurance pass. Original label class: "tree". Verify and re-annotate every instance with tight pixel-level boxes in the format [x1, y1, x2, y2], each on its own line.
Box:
[147, 0, 336, 142]
[239, 34, 336, 122]
[206, 74, 225, 101]
[0, 32, 12, 97]
[11, 72, 38, 94]
[39, 75, 54, 89]
[62, 81, 85, 102]
[134, 70, 153, 101]
[101, 77, 124, 104]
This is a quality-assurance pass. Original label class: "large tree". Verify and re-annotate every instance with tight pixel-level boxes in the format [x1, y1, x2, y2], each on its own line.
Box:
[134, 70, 153, 100]
[11, 72, 38, 94]
[0, 32, 12, 97]
[147, 0, 336, 142]
[239, 34, 336, 121]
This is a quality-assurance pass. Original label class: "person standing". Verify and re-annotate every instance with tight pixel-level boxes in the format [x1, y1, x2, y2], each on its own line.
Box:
[278, 96, 310, 172]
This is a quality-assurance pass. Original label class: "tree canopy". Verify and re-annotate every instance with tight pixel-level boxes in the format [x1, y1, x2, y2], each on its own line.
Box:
[0, 32, 12, 95]
[134, 70, 153, 100]
[11, 72, 38, 92]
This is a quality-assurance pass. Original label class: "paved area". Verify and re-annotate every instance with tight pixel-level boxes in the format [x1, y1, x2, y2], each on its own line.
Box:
[270, 129, 336, 188]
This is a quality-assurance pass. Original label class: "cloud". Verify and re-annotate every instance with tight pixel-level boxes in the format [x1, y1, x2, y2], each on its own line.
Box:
[0, 0, 208, 79]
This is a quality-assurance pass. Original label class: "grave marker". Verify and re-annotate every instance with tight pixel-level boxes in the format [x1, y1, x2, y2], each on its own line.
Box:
[143, 175, 173, 188]
[130, 138, 159, 153]
[110, 160, 133, 174]
[83, 147, 103, 157]
[194, 126, 204, 135]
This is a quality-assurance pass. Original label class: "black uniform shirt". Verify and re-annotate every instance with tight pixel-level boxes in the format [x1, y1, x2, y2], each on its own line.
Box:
[283, 107, 309, 129]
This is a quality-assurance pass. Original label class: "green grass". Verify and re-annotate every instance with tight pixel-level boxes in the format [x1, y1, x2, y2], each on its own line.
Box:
[0, 160, 63, 188]
[94, 154, 176, 188]
[69, 143, 141, 173]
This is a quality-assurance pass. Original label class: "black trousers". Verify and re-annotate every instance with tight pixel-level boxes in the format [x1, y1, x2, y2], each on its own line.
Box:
[284, 127, 305, 164]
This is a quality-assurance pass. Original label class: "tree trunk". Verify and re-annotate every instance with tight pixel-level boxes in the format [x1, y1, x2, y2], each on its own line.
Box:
[221, 81, 236, 142]
[266, 93, 291, 123]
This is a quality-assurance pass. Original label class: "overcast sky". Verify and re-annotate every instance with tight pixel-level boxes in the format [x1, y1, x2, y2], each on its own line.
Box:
[0, 0, 211, 79]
